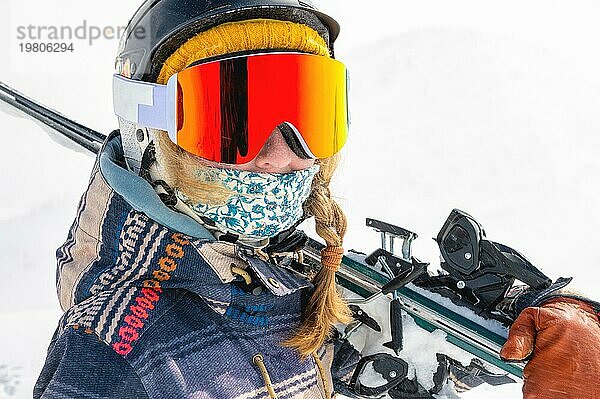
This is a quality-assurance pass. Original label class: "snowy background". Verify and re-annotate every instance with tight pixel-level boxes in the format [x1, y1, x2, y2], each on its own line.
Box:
[2, 0, 600, 397]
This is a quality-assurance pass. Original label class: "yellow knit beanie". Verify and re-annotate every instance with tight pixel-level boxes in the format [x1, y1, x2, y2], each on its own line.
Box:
[156, 18, 331, 84]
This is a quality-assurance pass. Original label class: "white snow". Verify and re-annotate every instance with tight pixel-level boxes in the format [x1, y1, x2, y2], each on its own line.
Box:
[408, 283, 509, 338]
[356, 362, 389, 388]
[340, 288, 509, 398]
[2, 0, 600, 398]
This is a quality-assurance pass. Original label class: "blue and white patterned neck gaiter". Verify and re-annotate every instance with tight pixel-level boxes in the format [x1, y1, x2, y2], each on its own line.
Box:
[175, 165, 320, 240]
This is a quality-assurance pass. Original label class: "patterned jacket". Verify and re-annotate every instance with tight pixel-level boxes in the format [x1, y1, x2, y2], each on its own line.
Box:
[34, 132, 334, 399]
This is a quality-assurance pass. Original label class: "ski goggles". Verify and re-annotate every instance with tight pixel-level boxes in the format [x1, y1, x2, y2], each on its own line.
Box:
[113, 52, 350, 164]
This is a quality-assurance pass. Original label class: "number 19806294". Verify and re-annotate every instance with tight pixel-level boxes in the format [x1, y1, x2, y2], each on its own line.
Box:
[19, 43, 74, 52]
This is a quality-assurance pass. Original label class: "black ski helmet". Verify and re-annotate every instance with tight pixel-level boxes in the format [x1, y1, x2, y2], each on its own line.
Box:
[116, 0, 340, 82]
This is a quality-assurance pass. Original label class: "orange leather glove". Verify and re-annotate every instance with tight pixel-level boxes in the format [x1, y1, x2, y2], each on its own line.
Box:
[500, 297, 600, 399]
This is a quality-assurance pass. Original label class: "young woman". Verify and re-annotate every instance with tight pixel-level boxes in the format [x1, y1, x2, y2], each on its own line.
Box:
[34, 1, 600, 398]
[35, 1, 350, 398]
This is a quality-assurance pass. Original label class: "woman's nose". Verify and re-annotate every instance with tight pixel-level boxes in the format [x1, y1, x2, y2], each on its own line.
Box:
[251, 129, 295, 173]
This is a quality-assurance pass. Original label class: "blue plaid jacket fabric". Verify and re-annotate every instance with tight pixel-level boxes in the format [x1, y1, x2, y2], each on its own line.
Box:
[34, 133, 333, 399]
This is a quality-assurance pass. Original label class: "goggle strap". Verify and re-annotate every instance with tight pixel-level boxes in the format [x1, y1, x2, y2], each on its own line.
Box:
[113, 74, 174, 136]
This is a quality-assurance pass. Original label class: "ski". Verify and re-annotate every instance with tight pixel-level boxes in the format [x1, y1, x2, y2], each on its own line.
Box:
[304, 236, 524, 379]
[300, 212, 549, 396]
[0, 81, 106, 154]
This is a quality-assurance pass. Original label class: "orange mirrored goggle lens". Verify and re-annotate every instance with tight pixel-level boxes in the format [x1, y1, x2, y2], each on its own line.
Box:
[173, 52, 349, 164]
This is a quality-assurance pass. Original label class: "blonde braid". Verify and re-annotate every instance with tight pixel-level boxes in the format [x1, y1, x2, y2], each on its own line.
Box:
[283, 154, 352, 358]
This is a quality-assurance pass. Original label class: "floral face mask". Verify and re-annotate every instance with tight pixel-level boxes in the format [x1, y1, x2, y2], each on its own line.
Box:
[175, 165, 320, 240]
